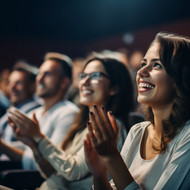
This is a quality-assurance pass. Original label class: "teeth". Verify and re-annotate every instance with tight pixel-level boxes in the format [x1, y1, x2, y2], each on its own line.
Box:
[139, 83, 154, 89]
[82, 90, 92, 94]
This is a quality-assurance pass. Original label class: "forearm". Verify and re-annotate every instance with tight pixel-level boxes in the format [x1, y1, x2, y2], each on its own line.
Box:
[103, 150, 134, 190]
[93, 175, 113, 190]
[0, 140, 23, 161]
[31, 142, 56, 179]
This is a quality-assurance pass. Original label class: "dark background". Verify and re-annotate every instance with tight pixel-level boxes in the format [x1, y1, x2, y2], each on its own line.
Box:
[0, 0, 190, 69]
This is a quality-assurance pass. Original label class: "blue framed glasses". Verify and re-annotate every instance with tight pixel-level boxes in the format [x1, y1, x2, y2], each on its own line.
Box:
[78, 72, 110, 82]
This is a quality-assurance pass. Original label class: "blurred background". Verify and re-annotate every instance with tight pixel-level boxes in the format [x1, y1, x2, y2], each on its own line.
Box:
[0, 0, 190, 69]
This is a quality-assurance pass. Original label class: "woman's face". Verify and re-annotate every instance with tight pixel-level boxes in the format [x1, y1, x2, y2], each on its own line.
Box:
[79, 60, 116, 108]
[136, 43, 174, 109]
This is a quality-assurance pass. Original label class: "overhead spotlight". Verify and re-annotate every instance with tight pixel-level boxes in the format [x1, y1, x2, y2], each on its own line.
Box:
[123, 32, 134, 45]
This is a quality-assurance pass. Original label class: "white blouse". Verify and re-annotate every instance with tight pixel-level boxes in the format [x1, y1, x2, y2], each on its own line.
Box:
[111, 121, 190, 190]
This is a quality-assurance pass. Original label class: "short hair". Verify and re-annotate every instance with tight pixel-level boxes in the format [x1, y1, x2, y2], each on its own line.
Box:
[44, 52, 72, 79]
[13, 62, 38, 83]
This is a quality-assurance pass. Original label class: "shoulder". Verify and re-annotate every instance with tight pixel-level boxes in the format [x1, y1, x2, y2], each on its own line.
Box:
[129, 121, 151, 137]
[48, 100, 79, 116]
[50, 100, 79, 121]
[120, 121, 150, 158]
[174, 120, 190, 145]
[123, 121, 151, 147]
[62, 100, 79, 112]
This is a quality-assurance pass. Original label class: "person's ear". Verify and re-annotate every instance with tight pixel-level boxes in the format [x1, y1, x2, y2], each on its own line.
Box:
[61, 77, 71, 89]
[109, 86, 118, 96]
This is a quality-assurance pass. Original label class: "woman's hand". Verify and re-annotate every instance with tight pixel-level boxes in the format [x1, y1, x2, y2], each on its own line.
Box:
[7, 107, 44, 143]
[88, 105, 119, 158]
[84, 133, 107, 179]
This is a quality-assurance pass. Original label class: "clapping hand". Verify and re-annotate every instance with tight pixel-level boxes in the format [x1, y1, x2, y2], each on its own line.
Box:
[87, 105, 119, 158]
[7, 107, 43, 143]
[84, 133, 107, 179]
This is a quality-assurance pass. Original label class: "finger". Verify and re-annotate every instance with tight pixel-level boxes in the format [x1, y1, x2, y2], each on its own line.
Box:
[8, 114, 23, 129]
[84, 134, 91, 162]
[89, 111, 103, 141]
[107, 111, 119, 136]
[8, 116, 16, 129]
[87, 133, 92, 148]
[14, 128, 23, 138]
[100, 107, 116, 136]
[11, 108, 29, 120]
[8, 109, 30, 124]
[92, 105, 110, 139]
[32, 113, 38, 124]
[87, 121, 98, 147]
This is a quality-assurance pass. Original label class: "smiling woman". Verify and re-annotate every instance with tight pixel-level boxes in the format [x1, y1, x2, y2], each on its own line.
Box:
[84, 32, 190, 190]
[7, 56, 135, 190]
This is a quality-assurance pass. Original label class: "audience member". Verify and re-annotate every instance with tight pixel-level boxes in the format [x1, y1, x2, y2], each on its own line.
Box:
[8, 57, 134, 189]
[0, 64, 41, 145]
[0, 69, 10, 117]
[0, 52, 78, 171]
[84, 32, 190, 190]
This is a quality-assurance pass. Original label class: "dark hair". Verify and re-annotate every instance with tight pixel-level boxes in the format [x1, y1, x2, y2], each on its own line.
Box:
[145, 32, 190, 152]
[61, 57, 134, 149]
[47, 58, 72, 79]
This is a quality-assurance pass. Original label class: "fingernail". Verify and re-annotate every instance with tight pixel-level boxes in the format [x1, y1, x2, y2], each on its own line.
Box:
[101, 106, 105, 110]
[90, 112, 93, 115]
[93, 105, 97, 109]
[109, 110, 113, 115]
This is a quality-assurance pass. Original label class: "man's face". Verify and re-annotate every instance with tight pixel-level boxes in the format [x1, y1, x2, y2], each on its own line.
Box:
[35, 60, 63, 99]
[7, 71, 34, 105]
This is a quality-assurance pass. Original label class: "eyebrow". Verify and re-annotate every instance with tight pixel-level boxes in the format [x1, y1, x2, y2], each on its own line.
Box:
[142, 58, 161, 62]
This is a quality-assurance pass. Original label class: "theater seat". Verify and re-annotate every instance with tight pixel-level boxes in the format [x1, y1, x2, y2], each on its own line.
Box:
[128, 112, 145, 127]
[0, 169, 44, 190]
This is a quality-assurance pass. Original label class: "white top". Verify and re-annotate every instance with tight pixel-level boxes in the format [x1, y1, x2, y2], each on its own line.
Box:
[22, 100, 79, 169]
[38, 119, 126, 190]
[110, 121, 190, 190]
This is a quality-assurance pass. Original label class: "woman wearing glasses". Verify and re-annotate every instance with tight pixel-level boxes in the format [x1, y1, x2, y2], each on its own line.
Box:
[8, 57, 134, 190]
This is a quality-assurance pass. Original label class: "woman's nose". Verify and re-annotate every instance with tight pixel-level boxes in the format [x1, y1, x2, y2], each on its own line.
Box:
[137, 66, 150, 78]
[80, 75, 91, 86]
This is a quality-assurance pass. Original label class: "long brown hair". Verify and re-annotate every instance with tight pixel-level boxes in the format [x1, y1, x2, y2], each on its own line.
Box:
[144, 32, 190, 153]
[61, 57, 134, 150]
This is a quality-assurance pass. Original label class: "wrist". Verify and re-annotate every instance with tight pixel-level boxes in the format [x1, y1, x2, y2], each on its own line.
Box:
[33, 133, 45, 144]
[101, 149, 120, 163]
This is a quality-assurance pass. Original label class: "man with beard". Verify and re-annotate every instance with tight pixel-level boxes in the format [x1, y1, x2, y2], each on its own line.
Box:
[0, 52, 79, 171]
[0, 65, 41, 145]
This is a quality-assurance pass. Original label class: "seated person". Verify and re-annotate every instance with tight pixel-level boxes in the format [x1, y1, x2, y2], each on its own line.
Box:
[84, 32, 190, 190]
[0, 65, 41, 146]
[0, 69, 10, 117]
[8, 57, 135, 189]
[0, 52, 78, 171]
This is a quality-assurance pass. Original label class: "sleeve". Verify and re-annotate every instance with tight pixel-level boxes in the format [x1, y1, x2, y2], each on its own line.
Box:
[112, 123, 190, 190]
[109, 122, 148, 190]
[153, 131, 190, 190]
[22, 147, 38, 169]
[48, 109, 78, 146]
[38, 137, 89, 181]
[22, 106, 78, 170]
